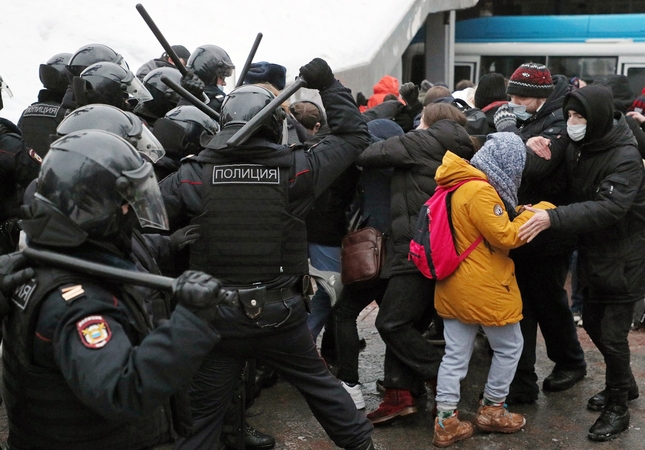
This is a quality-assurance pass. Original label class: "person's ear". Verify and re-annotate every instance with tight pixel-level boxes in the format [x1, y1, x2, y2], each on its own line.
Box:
[313, 122, 321, 134]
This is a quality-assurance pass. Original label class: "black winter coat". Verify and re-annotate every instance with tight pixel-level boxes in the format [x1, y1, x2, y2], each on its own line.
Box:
[548, 86, 645, 303]
[355, 119, 475, 275]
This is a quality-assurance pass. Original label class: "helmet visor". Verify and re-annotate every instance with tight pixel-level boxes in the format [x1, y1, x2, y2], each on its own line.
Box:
[0, 76, 13, 98]
[122, 112, 165, 163]
[119, 162, 169, 230]
[124, 73, 153, 103]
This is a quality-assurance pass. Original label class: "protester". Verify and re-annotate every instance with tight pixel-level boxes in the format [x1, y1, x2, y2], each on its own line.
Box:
[519, 84, 644, 442]
[431, 132, 555, 447]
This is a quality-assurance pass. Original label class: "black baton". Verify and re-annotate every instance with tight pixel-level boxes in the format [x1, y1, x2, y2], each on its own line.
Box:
[161, 75, 221, 121]
[235, 32, 263, 88]
[136, 3, 188, 76]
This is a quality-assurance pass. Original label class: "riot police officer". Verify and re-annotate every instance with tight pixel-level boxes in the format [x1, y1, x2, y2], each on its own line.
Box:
[0, 75, 41, 255]
[160, 58, 375, 449]
[3, 130, 225, 449]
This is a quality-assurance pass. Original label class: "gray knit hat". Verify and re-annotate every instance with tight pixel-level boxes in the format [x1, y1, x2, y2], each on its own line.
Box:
[471, 132, 526, 210]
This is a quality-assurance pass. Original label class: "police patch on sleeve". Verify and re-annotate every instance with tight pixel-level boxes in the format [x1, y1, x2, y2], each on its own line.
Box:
[493, 204, 504, 216]
[28, 149, 43, 164]
[76, 316, 112, 349]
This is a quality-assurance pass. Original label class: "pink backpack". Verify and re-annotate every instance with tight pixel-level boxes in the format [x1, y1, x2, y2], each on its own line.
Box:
[409, 178, 487, 280]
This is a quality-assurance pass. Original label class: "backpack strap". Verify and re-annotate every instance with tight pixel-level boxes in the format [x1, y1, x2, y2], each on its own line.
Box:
[443, 178, 488, 258]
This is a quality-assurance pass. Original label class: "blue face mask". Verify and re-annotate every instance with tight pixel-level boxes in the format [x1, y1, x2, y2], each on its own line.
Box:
[567, 123, 587, 141]
[508, 102, 533, 121]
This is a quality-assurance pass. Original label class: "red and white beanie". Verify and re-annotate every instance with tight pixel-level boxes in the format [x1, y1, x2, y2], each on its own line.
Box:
[507, 63, 554, 98]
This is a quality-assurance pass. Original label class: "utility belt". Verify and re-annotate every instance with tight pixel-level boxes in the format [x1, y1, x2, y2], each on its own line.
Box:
[221, 275, 314, 320]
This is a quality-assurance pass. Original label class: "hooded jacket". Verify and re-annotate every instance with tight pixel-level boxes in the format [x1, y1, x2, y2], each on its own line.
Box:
[433, 151, 555, 326]
[355, 119, 475, 275]
[366, 75, 402, 110]
[548, 85, 645, 302]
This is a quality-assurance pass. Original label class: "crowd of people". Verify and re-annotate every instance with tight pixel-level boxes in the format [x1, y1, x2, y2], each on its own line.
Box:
[0, 37, 643, 450]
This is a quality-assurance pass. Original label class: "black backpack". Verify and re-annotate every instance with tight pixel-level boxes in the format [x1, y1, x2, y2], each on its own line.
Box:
[451, 98, 488, 136]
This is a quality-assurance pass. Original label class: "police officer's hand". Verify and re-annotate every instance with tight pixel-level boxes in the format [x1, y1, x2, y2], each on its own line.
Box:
[0, 252, 35, 316]
[399, 82, 419, 106]
[181, 69, 205, 99]
[298, 58, 334, 91]
[173, 270, 224, 323]
[170, 224, 201, 251]
[493, 103, 517, 131]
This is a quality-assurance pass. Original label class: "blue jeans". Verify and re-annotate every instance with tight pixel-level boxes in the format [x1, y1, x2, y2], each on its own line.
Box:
[436, 319, 523, 409]
[307, 243, 341, 341]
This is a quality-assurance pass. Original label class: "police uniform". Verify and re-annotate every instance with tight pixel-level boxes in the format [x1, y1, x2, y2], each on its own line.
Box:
[0, 118, 41, 254]
[17, 89, 67, 158]
[161, 78, 374, 449]
[2, 246, 221, 450]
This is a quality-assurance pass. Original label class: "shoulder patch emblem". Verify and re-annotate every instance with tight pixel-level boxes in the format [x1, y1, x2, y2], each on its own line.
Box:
[493, 204, 504, 216]
[12, 279, 37, 310]
[77, 316, 112, 349]
[28, 149, 43, 164]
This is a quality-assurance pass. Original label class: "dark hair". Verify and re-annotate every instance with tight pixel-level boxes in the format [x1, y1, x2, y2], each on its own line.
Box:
[423, 86, 452, 106]
[422, 103, 467, 128]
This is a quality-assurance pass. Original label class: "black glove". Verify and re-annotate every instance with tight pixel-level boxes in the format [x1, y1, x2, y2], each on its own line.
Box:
[356, 92, 368, 108]
[180, 69, 206, 99]
[173, 270, 224, 324]
[170, 224, 201, 252]
[399, 82, 419, 106]
[298, 58, 334, 91]
[493, 103, 517, 131]
[0, 252, 35, 316]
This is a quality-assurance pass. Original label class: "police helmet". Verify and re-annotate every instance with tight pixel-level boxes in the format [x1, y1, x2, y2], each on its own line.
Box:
[39, 52, 73, 93]
[56, 104, 165, 163]
[21, 130, 169, 247]
[80, 62, 152, 108]
[219, 84, 285, 143]
[135, 66, 182, 119]
[153, 105, 219, 157]
[186, 45, 234, 85]
[67, 43, 128, 77]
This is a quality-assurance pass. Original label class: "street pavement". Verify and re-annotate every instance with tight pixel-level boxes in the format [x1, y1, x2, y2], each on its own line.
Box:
[246, 302, 645, 450]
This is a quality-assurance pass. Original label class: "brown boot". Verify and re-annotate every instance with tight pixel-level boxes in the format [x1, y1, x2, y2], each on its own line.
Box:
[475, 401, 525, 433]
[433, 412, 475, 448]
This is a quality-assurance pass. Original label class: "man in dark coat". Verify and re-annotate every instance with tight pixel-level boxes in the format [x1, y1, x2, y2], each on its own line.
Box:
[494, 63, 587, 404]
[520, 84, 645, 442]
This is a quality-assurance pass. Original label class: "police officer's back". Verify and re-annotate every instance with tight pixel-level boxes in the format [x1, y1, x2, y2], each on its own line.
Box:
[3, 130, 225, 449]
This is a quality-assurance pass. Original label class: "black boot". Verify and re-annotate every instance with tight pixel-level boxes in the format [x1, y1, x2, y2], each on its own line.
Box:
[345, 437, 375, 450]
[587, 381, 639, 411]
[588, 389, 630, 442]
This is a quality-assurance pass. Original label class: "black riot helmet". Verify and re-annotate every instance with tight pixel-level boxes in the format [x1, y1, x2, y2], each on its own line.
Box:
[20, 130, 169, 247]
[80, 62, 152, 109]
[219, 84, 285, 143]
[67, 43, 128, 77]
[56, 104, 165, 163]
[186, 45, 235, 85]
[0, 75, 13, 111]
[39, 52, 73, 93]
[134, 66, 182, 119]
[153, 105, 219, 158]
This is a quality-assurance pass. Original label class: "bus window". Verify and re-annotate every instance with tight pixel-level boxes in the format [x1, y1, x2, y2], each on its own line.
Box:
[481, 56, 545, 78]
[626, 66, 645, 97]
[548, 56, 617, 80]
[455, 64, 475, 83]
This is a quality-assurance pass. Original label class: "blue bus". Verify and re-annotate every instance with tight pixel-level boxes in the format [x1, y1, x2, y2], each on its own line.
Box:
[454, 14, 645, 94]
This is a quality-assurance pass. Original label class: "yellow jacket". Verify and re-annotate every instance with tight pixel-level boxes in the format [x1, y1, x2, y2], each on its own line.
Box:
[433, 151, 555, 326]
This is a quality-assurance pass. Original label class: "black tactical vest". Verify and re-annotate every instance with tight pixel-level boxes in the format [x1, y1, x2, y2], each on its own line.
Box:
[17, 101, 66, 158]
[189, 162, 308, 285]
[2, 266, 172, 450]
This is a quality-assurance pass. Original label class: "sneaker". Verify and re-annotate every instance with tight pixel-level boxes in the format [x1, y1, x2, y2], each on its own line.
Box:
[474, 401, 525, 434]
[341, 381, 365, 409]
[366, 388, 418, 425]
[433, 412, 474, 448]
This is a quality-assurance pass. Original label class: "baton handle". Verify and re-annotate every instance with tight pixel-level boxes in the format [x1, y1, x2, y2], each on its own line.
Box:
[161, 75, 221, 121]
[136, 3, 188, 77]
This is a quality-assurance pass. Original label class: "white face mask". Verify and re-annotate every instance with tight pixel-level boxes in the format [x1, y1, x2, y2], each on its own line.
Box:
[567, 123, 587, 141]
[508, 102, 532, 121]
